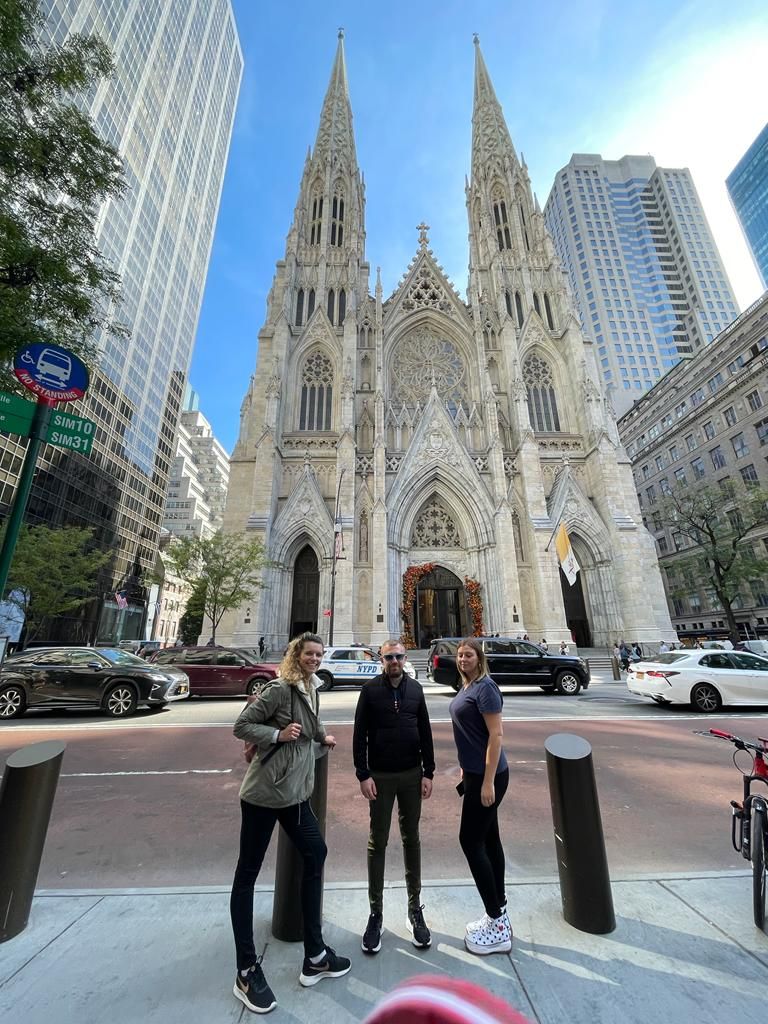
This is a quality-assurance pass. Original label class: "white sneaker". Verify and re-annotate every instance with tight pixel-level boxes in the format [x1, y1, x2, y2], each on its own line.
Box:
[465, 913, 491, 936]
[464, 913, 512, 955]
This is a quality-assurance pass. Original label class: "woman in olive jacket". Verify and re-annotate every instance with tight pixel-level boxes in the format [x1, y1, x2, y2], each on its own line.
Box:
[229, 632, 350, 1014]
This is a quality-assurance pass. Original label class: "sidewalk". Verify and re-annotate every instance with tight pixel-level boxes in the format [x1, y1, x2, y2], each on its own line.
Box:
[2, 871, 768, 1022]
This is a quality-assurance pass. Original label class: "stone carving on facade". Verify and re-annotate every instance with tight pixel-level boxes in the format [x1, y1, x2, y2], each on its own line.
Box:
[342, 356, 354, 398]
[358, 510, 369, 561]
[412, 426, 463, 470]
[474, 456, 489, 473]
[283, 436, 338, 451]
[510, 376, 527, 403]
[265, 358, 281, 398]
[392, 326, 466, 406]
[401, 263, 455, 317]
[411, 497, 462, 548]
[356, 454, 373, 476]
[385, 454, 402, 472]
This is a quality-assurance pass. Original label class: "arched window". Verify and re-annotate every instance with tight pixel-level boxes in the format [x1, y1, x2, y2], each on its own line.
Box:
[327, 289, 335, 323]
[299, 351, 334, 431]
[533, 292, 541, 317]
[493, 195, 512, 250]
[307, 288, 315, 318]
[523, 354, 561, 432]
[518, 201, 530, 251]
[544, 293, 555, 330]
[504, 290, 513, 317]
[309, 192, 323, 245]
[330, 188, 345, 247]
[515, 292, 524, 327]
[295, 288, 304, 327]
[338, 288, 346, 325]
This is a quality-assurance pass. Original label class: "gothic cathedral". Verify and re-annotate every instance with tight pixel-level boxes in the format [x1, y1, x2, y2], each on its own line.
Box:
[219, 34, 674, 651]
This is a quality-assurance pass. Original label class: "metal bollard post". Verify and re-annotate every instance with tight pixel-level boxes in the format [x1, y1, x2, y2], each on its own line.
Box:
[0, 740, 66, 943]
[272, 749, 329, 942]
[545, 733, 615, 934]
[611, 656, 621, 680]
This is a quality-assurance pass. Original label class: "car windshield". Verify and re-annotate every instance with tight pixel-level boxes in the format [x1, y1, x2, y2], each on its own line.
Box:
[651, 652, 690, 664]
[99, 648, 147, 666]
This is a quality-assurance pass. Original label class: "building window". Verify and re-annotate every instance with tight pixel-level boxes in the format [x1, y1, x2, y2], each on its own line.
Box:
[544, 293, 555, 330]
[523, 354, 561, 432]
[657, 535, 668, 553]
[645, 485, 656, 505]
[338, 289, 346, 325]
[669, 444, 680, 461]
[702, 420, 715, 440]
[295, 289, 304, 327]
[533, 293, 541, 317]
[655, 455, 665, 471]
[309, 192, 323, 245]
[327, 289, 335, 323]
[723, 406, 738, 427]
[330, 188, 344, 247]
[493, 195, 512, 250]
[710, 446, 726, 470]
[299, 350, 334, 431]
[756, 418, 768, 446]
[741, 464, 759, 487]
[685, 434, 697, 451]
[674, 468, 687, 485]
[505, 290, 513, 317]
[515, 291, 524, 327]
[660, 477, 671, 495]
[307, 288, 315, 318]
[747, 390, 763, 412]
[717, 476, 734, 496]
[691, 457, 705, 480]
[732, 433, 749, 458]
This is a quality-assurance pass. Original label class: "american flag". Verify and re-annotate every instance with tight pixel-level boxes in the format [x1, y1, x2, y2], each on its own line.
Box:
[115, 591, 128, 610]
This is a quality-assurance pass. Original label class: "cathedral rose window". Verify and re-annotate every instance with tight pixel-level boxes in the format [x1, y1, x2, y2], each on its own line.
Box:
[299, 350, 334, 430]
[391, 327, 466, 410]
[411, 496, 462, 548]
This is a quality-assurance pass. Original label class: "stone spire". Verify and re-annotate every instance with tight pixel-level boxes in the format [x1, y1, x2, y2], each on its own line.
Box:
[471, 35, 519, 182]
[312, 28, 357, 172]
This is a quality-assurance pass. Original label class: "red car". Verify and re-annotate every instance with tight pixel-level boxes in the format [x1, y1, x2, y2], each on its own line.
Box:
[149, 646, 277, 697]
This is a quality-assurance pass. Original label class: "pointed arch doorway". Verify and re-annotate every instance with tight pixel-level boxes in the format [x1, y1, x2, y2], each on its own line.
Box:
[289, 545, 319, 638]
[413, 566, 468, 648]
[559, 567, 592, 648]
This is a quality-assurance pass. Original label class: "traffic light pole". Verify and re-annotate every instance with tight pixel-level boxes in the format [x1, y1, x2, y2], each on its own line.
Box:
[0, 399, 53, 601]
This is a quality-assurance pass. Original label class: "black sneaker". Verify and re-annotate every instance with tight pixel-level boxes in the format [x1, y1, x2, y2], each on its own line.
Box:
[299, 946, 352, 987]
[362, 911, 383, 954]
[233, 959, 277, 1014]
[406, 904, 431, 949]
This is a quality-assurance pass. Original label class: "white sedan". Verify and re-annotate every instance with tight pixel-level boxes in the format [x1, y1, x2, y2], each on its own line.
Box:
[627, 650, 768, 712]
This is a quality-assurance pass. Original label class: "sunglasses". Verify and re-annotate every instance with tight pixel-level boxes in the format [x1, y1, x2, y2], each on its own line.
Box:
[382, 653, 406, 661]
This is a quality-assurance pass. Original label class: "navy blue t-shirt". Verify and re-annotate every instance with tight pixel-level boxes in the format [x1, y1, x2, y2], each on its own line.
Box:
[449, 674, 508, 776]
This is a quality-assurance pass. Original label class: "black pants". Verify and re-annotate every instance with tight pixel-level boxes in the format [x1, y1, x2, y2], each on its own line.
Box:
[230, 799, 327, 969]
[367, 766, 423, 914]
[459, 769, 509, 919]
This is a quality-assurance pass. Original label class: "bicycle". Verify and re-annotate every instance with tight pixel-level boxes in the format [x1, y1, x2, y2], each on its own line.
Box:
[695, 728, 768, 930]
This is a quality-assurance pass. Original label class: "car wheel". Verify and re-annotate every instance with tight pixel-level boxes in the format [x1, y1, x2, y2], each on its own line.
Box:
[555, 672, 581, 696]
[246, 676, 270, 697]
[316, 671, 334, 692]
[690, 682, 722, 713]
[102, 683, 138, 718]
[0, 684, 26, 719]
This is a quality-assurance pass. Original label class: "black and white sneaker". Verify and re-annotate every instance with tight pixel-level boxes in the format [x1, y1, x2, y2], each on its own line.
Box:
[299, 946, 352, 987]
[406, 904, 431, 948]
[362, 912, 383, 954]
[233, 959, 277, 1014]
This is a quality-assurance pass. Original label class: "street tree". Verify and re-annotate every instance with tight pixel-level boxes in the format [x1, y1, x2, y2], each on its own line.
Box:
[178, 578, 206, 646]
[165, 532, 267, 644]
[2, 523, 110, 645]
[658, 480, 768, 637]
[0, 0, 128, 371]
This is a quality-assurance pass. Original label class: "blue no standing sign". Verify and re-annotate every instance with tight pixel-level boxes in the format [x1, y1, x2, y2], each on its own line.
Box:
[13, 343, 89, 402]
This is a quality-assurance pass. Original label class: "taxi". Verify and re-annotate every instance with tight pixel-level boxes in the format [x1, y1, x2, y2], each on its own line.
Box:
[316, 645, 418, 691]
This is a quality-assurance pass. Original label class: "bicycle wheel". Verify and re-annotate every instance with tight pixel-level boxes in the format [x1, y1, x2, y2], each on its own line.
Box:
[751, 804, 767, 931]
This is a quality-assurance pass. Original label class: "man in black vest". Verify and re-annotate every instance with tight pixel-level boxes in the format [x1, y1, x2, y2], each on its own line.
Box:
[353, 639, 435, 955]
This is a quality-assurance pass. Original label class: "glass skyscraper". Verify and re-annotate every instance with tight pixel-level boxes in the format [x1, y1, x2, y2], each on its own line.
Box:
[545, 154, 738, 415]
[727, 122, 768, 290]
[0, 1, 242, 641]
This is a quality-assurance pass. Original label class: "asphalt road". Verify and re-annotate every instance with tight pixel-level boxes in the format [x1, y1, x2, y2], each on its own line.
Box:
[2, 675, 766, 891]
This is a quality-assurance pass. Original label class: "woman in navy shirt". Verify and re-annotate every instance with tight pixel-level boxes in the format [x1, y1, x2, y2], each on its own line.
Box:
[449, 637, 511, 954]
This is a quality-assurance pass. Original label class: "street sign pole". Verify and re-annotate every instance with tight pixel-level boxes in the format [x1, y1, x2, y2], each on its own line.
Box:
[0, 400, 53, 601]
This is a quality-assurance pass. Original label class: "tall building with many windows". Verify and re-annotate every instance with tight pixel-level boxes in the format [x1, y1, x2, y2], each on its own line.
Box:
[0, 1, 242, 642]
[727, 122, 768, 289]
[544, 155, 739, 416]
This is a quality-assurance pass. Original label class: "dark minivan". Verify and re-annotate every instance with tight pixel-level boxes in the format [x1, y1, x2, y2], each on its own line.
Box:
[149, 646, 277, 697]
[427, 637, 590, 695]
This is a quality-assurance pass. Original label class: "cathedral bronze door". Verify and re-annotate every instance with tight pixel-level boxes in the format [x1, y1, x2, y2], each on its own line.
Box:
[289, 546, 319, 638]
[559, 566, 592, 648]
[414, 567, 468, 648]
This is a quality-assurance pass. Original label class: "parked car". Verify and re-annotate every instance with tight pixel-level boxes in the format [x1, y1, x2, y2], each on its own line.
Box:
[149, 646, 277, 696]
[427, 637, 590, 694]
[627, 649, 768, 712]
[0, 647, 189, 719]
[316, 645, 418, 691]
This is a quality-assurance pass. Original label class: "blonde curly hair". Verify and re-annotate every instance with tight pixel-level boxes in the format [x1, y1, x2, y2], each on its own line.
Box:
[279, 632, 324, 686]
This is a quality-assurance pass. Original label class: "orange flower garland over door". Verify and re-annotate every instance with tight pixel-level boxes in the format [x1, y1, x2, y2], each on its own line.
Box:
[400, 562, 436, 648]
[464, 576, 485, 636]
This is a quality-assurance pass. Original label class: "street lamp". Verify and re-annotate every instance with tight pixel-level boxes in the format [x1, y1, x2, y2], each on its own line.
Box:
[328, 468, 345, 645]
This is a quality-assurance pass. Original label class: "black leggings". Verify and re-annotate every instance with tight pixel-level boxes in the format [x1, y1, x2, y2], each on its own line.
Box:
[458, 769, 509, 919]
[230, 799, 327, 969]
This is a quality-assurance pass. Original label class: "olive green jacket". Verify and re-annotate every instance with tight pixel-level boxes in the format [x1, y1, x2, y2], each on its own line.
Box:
[233, 677, 326, 809]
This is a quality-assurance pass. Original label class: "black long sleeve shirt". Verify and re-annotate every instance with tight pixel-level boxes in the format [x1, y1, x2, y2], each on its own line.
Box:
[353, 672, 435, 781]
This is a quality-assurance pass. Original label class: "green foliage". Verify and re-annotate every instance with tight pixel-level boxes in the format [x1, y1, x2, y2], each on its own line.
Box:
[0, 0, 128, 372]
[2, 523, 110, 643]
[658, 481, 768, 634]
[178, 578, 206, 645]
[165, 532, 267, 643]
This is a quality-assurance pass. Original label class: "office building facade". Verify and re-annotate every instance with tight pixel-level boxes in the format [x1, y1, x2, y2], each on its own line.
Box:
[0, 1, 242, 641]
[545, 155, 738, 416]
[727, 122, 768, 289]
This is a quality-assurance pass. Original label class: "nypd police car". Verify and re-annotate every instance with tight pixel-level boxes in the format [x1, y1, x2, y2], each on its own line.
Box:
[316, 645, 418, 691]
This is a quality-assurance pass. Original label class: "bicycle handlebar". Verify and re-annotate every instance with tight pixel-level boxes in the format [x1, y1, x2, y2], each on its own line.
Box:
[696, 728, 768, 754]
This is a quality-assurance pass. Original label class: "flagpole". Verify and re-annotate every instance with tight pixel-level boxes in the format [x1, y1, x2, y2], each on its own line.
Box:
[328, 468, 345, 646]
[543, 518, 560, 553]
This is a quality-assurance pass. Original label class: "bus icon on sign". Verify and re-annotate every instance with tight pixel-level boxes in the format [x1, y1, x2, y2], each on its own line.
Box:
[33, 348, 72, 388]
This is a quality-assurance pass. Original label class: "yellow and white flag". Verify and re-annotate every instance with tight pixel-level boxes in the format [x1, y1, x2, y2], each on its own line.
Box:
[555, 523, 580, 587]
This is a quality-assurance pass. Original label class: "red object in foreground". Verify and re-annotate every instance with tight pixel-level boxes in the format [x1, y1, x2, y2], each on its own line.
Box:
[361, 975, 534, 1024]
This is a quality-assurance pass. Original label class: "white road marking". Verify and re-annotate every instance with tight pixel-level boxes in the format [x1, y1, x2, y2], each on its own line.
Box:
[61, 768, 233, 777]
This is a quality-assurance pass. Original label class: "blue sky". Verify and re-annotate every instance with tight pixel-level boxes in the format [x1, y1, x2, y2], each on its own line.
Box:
[191, 0, 768, 452]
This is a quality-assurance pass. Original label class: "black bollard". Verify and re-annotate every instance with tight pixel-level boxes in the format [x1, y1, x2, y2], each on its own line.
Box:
[272, 749, 329, 942]
[545, 732, 615, 934]
[0, 740, 66, 942]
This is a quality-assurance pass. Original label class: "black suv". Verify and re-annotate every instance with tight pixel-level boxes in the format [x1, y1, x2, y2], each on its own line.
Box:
[427, 637, 590, 695]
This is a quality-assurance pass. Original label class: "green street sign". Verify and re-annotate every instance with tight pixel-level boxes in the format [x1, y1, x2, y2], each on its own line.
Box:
[45, 411, 96, 455]
[0, 411, 33, 438]
[0, 390, 36, 422]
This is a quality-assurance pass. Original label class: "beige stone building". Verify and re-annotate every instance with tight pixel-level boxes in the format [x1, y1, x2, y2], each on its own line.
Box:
[218, 34, 674, 651]
[618, 292, 768, 641]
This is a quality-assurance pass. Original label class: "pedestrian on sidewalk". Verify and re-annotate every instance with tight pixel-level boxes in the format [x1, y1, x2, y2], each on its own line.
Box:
[450, 637, 512, 956]
[353, 638, 435, 956]
[230, 632, 350, 1014]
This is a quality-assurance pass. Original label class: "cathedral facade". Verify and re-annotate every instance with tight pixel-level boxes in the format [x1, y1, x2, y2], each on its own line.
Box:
[219, 34, 675, 651]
